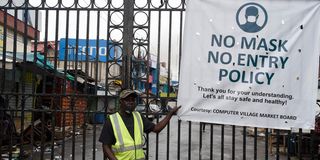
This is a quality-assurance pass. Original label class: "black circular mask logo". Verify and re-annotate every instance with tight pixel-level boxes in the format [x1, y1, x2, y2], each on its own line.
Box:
[236, 3, 268, 33]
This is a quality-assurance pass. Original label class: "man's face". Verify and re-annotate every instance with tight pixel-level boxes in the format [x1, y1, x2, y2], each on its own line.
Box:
[121, 95, 136, 114]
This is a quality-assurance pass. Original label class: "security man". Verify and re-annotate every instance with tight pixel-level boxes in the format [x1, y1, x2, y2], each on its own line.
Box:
[99, 89, 180, 160]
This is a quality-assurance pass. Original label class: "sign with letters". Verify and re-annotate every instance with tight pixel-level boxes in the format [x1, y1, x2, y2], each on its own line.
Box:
[178, 0, 320, 129]
[59, 38, 117, 62]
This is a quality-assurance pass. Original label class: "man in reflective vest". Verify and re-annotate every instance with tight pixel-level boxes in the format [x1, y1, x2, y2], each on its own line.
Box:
[99, 89, 180, 160]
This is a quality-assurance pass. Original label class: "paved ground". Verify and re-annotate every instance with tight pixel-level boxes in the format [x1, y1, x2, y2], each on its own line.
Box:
[6, 115, 290, 160]
[146, 116, 287, 160]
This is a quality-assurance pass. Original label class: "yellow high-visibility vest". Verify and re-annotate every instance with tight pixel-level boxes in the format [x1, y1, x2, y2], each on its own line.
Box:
[109, 111, 145, 160]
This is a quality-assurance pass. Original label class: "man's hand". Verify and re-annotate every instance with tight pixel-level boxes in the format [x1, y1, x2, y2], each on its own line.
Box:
[102, 144, 117, 160]
[169, 106, 181, 115]
[152, 106, 181, 133]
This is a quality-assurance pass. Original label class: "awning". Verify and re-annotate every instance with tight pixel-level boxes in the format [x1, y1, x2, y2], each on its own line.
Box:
[0, 52, 74, 81]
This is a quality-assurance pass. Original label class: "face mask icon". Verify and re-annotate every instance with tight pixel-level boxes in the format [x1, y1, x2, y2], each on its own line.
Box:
[236, 3, 268, 33]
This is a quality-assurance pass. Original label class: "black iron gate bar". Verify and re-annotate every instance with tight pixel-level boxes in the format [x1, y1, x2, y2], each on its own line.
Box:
[0, 0, 320, 160]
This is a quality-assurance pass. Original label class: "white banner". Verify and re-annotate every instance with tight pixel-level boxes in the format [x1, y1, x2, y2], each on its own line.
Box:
[178, 0, 320, 129]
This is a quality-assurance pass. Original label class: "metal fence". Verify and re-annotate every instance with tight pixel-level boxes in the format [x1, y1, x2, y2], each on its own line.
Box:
[0, 0, 319, 160]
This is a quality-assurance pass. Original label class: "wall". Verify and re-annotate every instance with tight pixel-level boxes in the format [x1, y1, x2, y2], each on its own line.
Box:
[3, 26, 32, 53]
[55, 81, 87, 127]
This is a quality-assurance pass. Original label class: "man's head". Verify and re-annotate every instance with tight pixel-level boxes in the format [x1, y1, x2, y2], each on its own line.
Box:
[245, 6, 259, 22]
[119, 89, 138, 114]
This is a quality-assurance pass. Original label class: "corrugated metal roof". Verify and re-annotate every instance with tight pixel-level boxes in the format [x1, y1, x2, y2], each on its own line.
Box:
[0, 52, 74, 81]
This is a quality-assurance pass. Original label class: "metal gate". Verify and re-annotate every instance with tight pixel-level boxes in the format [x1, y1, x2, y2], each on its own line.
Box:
[0, 0, 319, 160]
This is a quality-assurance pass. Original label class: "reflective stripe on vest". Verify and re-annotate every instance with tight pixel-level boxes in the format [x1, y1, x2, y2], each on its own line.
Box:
[110, 113, 125, 152]
[132, 112, 143, 143]
[110, 112, 144, 153]
[112, 144, 143, 153]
